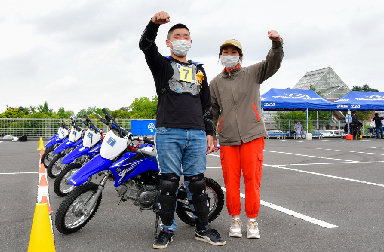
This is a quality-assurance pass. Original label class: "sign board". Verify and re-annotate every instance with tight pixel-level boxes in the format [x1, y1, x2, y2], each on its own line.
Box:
[345, 116, 352, 123]
[131, 120, 156, 135]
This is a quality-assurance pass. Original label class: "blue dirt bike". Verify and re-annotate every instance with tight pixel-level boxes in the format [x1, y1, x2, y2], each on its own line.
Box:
[47, 118, 84, 178]
[41, 121, 70, 167]
[55, 109, 224, 234]
[53, 114, 104, 197]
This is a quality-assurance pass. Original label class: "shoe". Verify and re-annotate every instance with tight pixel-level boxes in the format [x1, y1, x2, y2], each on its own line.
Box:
[195, 227, 226, 246]
[153, 229, 174, 249]
[247, 219, 260, 239]
[229, 218, 242, 238]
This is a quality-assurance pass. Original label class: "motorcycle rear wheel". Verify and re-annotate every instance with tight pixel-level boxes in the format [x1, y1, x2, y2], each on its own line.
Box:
[54, 163, 82, 197]
[176, 177, 224, 226]
[55, 182, 102, 234]
[47, 154, 65, 178]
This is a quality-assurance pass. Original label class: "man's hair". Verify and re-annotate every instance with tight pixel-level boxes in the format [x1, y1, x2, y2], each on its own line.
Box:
[167, 23, 190, 40]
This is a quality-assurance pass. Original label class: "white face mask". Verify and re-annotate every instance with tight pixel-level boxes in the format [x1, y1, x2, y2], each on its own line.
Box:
[220, 55, 240, 68]
[171, 40, 191, 57]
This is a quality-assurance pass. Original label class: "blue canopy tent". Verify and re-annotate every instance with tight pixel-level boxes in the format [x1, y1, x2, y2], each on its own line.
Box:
[334, 91, 384, 111]
[261, 88, 337, 111]
[261, 88, 338, 134]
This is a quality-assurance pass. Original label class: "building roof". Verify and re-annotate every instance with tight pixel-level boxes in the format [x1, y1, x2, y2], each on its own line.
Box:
[293, 67, 350, 100]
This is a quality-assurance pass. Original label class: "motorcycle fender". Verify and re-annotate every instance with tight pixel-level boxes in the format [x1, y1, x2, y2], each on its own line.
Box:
[53, 138, 70, 154]
[45, 134, 58, 148]
[69, 155, 112, 186]
[62, 144, 90, 164]
[88, 142, 102, 158]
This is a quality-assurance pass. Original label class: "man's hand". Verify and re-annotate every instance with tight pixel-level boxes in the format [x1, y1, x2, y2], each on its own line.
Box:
[268, 30, 281, 42]
[206, 135, 214, 154]
[213, 139, 219, 152]
[151, 11, 170, 25]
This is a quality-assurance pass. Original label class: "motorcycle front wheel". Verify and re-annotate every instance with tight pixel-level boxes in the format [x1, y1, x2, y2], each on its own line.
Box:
[42, 148, 56, 168]
[54, 163, 82, 197]
[176, 177, 224, 226]
[47, 154, 65, 178]
[55, 182, 102, 234]
[40, 146, 53, 165]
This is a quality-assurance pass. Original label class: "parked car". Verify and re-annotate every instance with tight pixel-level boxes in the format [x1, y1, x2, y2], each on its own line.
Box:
[320, 130, 342, 137]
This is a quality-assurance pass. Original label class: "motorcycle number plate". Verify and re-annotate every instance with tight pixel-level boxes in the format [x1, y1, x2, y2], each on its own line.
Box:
[100, 131, 128, 160]
[83, 129, 101, 148]
[58, 127, 68, 139]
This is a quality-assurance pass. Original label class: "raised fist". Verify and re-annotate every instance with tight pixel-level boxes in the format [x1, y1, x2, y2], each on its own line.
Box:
[268, 30, 281, 42]
[151, 11, 170, 25]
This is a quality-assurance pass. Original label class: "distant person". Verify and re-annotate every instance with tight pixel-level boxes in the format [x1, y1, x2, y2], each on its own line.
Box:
[294, 121, 304, 139]
[372, 113, 383, 139]
[351, 111, 360, 140]
[381, 117, 384, 137]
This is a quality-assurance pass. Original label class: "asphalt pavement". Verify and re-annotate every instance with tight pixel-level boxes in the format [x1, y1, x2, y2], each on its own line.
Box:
[1, 138, 383, 251]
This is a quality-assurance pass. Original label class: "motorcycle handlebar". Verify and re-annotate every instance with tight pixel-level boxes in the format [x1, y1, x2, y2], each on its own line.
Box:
[102, 108, 114, 122]
[60, 121, 69, 130]
[101, 108, 132, 139]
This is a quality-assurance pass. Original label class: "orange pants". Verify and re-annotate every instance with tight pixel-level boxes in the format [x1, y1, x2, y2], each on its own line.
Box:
[220, 137, 264, 218]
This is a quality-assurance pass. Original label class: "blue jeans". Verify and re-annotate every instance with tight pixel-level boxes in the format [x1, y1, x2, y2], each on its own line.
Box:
[376, 127, 383, 138]
[155, 127, 207, 231]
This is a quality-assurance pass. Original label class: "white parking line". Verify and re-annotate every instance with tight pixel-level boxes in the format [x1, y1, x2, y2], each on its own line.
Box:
[221, 187, 338, 229]
[0, 172, 39, 175]
[287, 163, 332, 166]
[264, 164, 384, 188]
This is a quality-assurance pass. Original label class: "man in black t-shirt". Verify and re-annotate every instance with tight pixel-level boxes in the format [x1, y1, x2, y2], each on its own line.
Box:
[139, 11, 225, 249]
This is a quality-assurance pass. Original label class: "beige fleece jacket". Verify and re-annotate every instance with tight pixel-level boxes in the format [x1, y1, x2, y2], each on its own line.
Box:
[210, 40, 284, 146]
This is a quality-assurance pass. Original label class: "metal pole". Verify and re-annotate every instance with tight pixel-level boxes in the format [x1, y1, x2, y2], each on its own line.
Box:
[317, 111, 319, 130]
[306, 108, 309, 133]
[288, 112, 290, 133]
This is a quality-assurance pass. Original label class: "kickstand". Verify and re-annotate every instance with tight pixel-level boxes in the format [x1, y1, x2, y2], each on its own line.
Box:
[154, 213, 159, 236]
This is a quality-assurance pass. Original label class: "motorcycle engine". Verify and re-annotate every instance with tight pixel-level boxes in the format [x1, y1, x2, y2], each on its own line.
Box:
[138, 186, 159, 209]
[116, 181, 159, 209]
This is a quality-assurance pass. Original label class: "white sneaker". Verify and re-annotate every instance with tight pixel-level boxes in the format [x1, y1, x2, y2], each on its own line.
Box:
[247, 218, 260, 239]
[229, 218, 242, 238]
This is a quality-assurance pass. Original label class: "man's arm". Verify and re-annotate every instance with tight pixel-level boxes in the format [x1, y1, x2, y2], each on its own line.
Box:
[249, 30, 284, 84]
[209, 80, 221, 150]
[199, 67, 214, 136]
[198, 67, 214, 153]
[139, 12, 170, 76]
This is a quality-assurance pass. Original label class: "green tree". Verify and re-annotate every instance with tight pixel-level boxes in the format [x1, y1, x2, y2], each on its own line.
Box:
[0, 107, 26, 118]
[352, 84, 379, 92]
[37, 101, 53, 116]
[127, 96, 158, 119]
[76, 107, 104, 118]
[111, 109, 131, 119]
[57, 107, 74, 118]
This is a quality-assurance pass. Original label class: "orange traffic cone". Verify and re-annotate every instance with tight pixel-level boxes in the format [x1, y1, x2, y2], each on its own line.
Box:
[39, 175, 49, 187]
[39, 196, 53, 214]
[28, 203, 56, 252]
[39, 163, 46, 174]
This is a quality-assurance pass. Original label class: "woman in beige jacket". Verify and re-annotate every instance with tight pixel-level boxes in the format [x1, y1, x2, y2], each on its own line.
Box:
[210, 32, 284, 239]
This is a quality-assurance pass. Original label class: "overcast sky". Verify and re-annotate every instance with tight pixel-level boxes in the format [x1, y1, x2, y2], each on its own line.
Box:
[1, 0, 383, 113]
